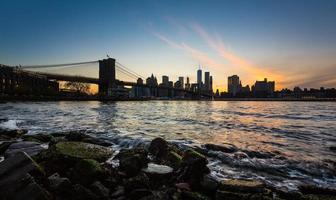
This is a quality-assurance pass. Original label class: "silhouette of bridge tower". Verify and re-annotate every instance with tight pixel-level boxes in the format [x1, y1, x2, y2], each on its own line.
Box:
[99, 58, 116, 96]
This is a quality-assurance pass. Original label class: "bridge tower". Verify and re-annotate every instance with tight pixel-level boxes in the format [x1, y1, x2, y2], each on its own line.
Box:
[99, 58, 116, 96]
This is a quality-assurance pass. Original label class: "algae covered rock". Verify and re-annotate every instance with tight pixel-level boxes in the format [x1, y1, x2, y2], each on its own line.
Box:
[5, 141, 46, 158]
[149, 137, 169, 160]
[166, 151, 182, 169]
[54, 141, 112, 162]
[22, 134, 54, 143]
[117, 147, 148, 176]
[74, 159, 104, 184]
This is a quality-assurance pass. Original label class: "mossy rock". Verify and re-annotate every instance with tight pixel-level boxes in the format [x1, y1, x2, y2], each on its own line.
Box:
[54, 141, 113, 162]
[74, 159, 103, 185]
[166, 151, 182, 169]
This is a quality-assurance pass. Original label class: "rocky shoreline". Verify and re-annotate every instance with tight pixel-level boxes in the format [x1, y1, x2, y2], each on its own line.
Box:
[1, 129, 336, 200]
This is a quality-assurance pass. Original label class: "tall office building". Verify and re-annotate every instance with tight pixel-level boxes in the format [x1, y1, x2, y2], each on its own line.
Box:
[210, 76, 213, 92]
[228, 75, 241, 96]
[178, 77, 184, 89]
[185, 77, 190, 90]
[197, 69, 202, 88]
[204, 72, 210, 90]
[162, 75, 169, 86]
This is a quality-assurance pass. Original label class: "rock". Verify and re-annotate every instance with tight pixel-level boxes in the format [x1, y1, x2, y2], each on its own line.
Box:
[242, 150, 275, 159]
[0, 141, 15, 155]
[65, 131, 87, 141]
[175, 182, 191, 191]
[111, 186, 125, 198]
[166, 151, 182, 169]
[124, 173, 150, 192]
[23, 133, 54, 143]
[181, 191, 211, 200]
[149, 137, 169, 160]
[143, 163, 173, 175]
[48, 172, 72, 193]
[82, 137, 112, 147]
[128, 189, 153, 200]
[2, 173, 50, 200]
[204, 143, 237, 153]
[5, 141, 46, 158]
[200, 175, 218, 195]
[215, 190, 251, 200]
[218, 179, 265, 193]
[299, 184, 336, 196]
[74, 159, 103, 185]
[90, 181, 109, 198]
[71, 184, 99, 200]
[53, 141, 113, 162]
[0, 152, 48, 199]
[0, 128, 27, 139]
[180, 149, 210, 188]
[117, 148, 148, 176]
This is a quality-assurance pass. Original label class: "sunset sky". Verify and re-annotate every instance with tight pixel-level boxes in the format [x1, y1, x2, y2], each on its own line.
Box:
[1, 0, 336, 91]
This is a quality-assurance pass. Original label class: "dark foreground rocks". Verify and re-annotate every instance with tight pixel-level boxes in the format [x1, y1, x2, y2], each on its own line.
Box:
[0, 130, 336, 200]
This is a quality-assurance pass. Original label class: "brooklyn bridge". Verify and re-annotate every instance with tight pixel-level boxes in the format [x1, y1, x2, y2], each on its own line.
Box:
[0, 58, 212, 100]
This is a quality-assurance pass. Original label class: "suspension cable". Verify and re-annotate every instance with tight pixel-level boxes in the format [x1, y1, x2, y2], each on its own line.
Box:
[20, 60, 99, 69]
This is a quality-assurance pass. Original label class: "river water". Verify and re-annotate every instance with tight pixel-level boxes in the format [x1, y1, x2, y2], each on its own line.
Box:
[1, 101, 335, 191]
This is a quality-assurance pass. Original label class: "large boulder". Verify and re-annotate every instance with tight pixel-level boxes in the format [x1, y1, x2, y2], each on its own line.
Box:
[23, 133, 54, 143]
[48, 172, 72, 194]
[5, 141, 47, 158]
[0, 151, 48, 199]
[90, 181, 110, 198]
[180, 149, 210, 188]
[117, 148, 148, 176]
[0, 141, 15, 155]
[65, 131, 112, 147]
[53, 141, 113, 162]
[0, 128, 27, 140]
[148, 137, 169, 160]
[74, 159, 104, 185]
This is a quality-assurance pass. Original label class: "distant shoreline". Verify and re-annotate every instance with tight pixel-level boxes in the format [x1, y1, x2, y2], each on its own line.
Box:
[1, 96, 336, 102]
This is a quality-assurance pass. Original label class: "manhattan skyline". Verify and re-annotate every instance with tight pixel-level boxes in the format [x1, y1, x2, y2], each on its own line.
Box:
[1, 0, 336, 91]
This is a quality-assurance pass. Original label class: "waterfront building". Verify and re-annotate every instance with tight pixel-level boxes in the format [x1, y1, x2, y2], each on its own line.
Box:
[197, 69, 202, 88]
[210, 76, 213, 93]
[252, 78, 275, 97]
[204, 72, 210, 91]
[228, 75, 241, 96]
[185, 77, 190, 90]
[162, 75, 169, 86]
[178, 77, 184, 89]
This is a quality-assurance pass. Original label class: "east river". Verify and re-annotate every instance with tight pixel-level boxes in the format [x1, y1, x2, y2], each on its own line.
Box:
[1, 101, 335, 191]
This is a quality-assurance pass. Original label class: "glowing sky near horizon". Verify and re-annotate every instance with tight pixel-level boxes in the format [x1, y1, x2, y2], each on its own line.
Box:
[1, 0, 336, 91]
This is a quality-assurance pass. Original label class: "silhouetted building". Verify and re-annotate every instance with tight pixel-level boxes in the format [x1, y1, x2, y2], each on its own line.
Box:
[204, 72, 210, 91]
[162, 75, 169, 86]
[210, 76, 213, 93]
[252, 78, 275, 97]
[137, 78, 143, 84]
[197, 69, 202, 89]
[228, 75, 241, 96]
[185, 77, 190, 90]
[178, 77, 184, 89]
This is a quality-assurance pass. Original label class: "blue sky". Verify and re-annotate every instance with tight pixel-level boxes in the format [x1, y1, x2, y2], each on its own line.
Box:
[1, 0, 336, 91]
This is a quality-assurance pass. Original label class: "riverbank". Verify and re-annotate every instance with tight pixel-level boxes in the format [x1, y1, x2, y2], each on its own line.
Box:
[1, 129, 335, 200]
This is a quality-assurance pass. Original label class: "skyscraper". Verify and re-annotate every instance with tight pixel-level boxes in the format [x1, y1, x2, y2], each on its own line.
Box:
[228, 75, 241, 96]
[178, 77, 184, 89]
[185, 77, 190, 90]
[210, 76, 213, 92]
[162, 75, 169, 86]
[197, 69, 202, 89]
[204, 72, 210, 90]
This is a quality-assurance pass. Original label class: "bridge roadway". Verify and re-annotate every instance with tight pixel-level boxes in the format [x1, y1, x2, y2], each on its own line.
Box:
[37, 72, 211, 96]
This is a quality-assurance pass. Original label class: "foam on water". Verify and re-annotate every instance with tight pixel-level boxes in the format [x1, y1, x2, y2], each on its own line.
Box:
[0, 119, 22, 130]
